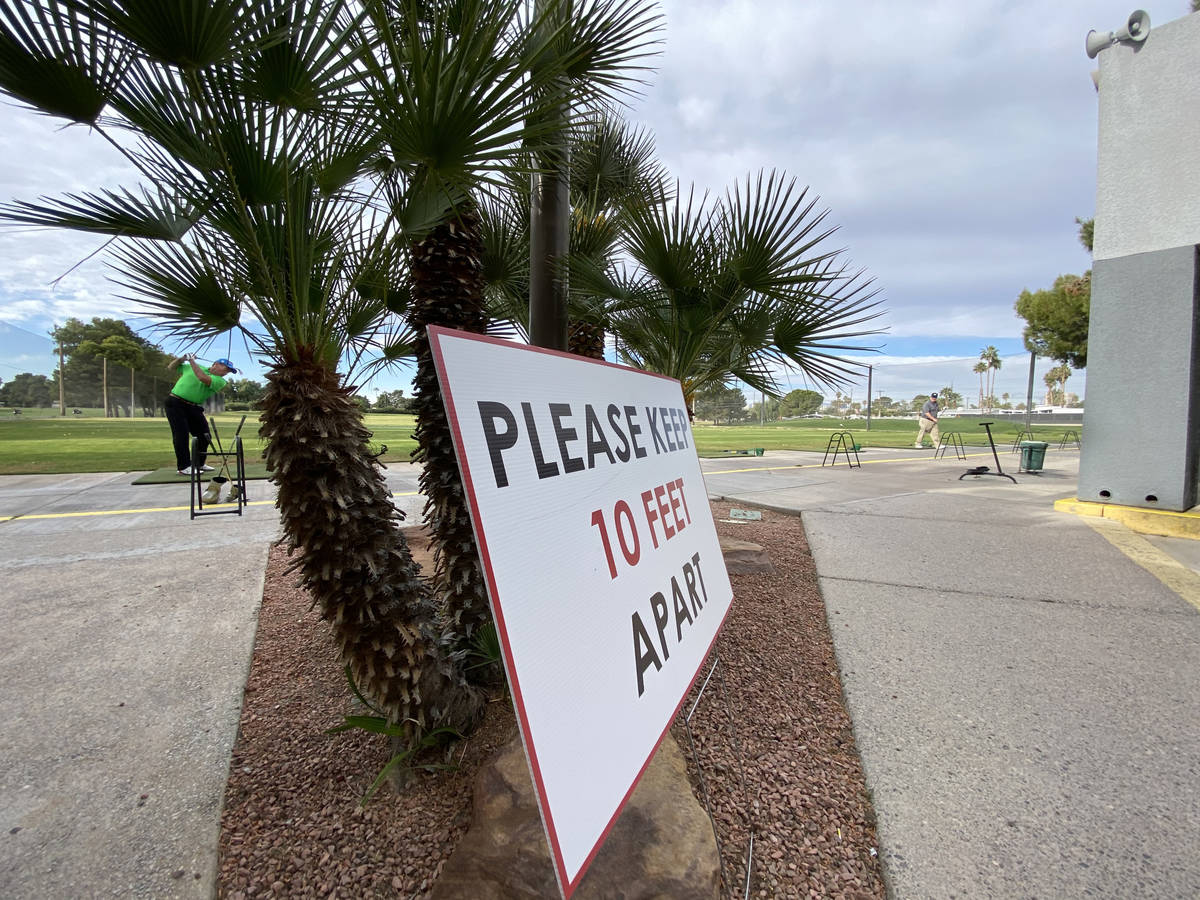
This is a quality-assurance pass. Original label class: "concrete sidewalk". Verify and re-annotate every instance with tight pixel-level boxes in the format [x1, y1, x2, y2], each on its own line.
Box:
[0, 467, 429, 899]
[703, 445, 1200, 898]
[0, 473, 280, 899]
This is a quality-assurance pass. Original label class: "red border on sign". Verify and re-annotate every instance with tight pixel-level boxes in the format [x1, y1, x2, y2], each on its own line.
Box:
[427, 325, 732, 898]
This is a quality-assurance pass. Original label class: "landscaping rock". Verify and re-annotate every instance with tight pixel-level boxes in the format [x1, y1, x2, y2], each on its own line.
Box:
[719, 536, 775, 574]
[432, 733, 721, 899]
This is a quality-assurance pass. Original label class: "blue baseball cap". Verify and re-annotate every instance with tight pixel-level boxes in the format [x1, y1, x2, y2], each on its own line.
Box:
[215, 358, 238, 373]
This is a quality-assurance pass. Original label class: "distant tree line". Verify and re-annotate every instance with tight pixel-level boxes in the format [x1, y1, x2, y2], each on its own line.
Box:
[1, 317, 173, 414]
[0, 317, 408, 415]
[692, 384, 830, 424]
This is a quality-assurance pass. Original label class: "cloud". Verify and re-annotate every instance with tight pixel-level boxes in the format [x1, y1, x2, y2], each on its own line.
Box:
[623, 0, 1126, 351]
[0, 0, 1146, 385]
[0, 104, 136, 326]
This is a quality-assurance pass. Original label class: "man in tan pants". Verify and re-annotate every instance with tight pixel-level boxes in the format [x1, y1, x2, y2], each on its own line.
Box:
[914, 392, 940, 448]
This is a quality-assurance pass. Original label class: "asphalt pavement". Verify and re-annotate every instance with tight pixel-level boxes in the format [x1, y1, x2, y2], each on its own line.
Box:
[1, 442, 1198, 898]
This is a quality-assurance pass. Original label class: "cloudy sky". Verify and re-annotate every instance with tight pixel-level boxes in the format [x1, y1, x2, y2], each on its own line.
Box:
[0, 0, 1183, 404]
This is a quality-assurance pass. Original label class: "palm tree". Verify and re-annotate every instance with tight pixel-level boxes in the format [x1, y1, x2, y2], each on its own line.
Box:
[576, 171, 884, 406]
[0, 0, 497, 733]
[353, 0, 663, 648]
[563, 118, 669, 359]
[2, 0, 663, 729]
[979, 345, 1001, 411]
[1045, 363, 1071, 406]
[973, 361, 987, 410]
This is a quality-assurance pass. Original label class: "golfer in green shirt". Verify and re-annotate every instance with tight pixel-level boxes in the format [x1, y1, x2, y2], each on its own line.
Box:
[165, 354, 237, 475]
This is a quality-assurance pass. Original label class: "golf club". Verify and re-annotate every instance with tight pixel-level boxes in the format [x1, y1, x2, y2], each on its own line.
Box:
[226, 416, 247, 503]
[202, 416, 231, 504]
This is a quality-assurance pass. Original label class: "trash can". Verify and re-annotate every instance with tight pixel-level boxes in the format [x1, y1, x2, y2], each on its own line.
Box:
[754, 447, 765, 456]
[1019, 441, 1049, 473]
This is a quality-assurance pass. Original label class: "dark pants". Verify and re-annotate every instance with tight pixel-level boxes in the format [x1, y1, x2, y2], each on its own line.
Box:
[165, 395, 209, 470]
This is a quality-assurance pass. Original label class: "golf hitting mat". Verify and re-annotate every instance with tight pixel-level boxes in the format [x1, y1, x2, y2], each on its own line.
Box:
[130, 462, 271, 485]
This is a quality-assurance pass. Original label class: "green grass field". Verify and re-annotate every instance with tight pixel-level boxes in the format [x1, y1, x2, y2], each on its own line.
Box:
[691, 417, 1079, 456]
[0, 411, 420, 474]
[0, 410, 1081, 475]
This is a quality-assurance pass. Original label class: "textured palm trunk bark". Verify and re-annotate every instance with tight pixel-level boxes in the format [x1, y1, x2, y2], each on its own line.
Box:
[408, 208, 493, 648]
[260, 356, 480, 733]
[567, 320, 605, 359]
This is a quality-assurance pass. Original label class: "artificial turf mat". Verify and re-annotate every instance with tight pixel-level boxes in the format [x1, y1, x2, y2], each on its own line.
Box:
[131, 462, 271, 485]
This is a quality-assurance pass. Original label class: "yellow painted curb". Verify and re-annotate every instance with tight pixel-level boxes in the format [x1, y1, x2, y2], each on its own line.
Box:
[1054, 497, 1200, 540]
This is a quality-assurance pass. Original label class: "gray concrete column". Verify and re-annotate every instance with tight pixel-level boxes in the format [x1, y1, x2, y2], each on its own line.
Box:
[1080, 246, 1200, 510]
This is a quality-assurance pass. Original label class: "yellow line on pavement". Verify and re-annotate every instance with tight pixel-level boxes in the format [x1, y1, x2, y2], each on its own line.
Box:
[0, 491, 420, 523]
[3, 500, 277, 519]
[1084, 519, 1200, 614]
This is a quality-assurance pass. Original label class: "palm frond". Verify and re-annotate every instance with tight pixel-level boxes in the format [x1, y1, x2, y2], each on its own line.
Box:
[241, 0, 367, 111]
[358, 0, 577, 203]
[549, 0, 664, 105]
[88, 0, 283, 70]
[107, 62, 223, 173]
[618, 181, 716, 296]
[604, 168, 888, 394]
[0, 0, 129, 123]
[309, 104, 385, 196]
[478, 186, 530, 334]
[570, 114, 667, 211]
[1, 186, 195, 240]
[111, 238, 241, 338]
[721, 170, 841, 298]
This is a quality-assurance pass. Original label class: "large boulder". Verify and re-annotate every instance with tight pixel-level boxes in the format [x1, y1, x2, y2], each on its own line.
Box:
[432, 733, 721, 899]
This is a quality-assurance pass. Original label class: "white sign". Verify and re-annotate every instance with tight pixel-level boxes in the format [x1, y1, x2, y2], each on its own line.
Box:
[429, 326, 734, 897]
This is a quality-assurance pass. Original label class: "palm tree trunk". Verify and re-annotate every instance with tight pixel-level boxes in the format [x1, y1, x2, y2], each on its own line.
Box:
[568, 321, 606, 359]
[260, 355, 481, 734]
[408, 206, 493, 648]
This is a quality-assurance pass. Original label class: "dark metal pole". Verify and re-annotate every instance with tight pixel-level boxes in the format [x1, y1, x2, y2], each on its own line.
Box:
[527, 0, 569, 351]
[529, 168, 569, 349]
[58, 338, 66, 416]
[1025, 350, 1036, 431]
[865, 365, 873, 430]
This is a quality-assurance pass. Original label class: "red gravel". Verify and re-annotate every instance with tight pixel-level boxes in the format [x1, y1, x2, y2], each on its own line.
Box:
[217, 502, 885, 898]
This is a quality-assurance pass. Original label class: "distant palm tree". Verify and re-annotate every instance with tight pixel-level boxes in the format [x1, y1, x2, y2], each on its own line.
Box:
[973, 361, 988, 410]
[1045, 363, 1071, 406]
[979, 346, 1001, 411]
